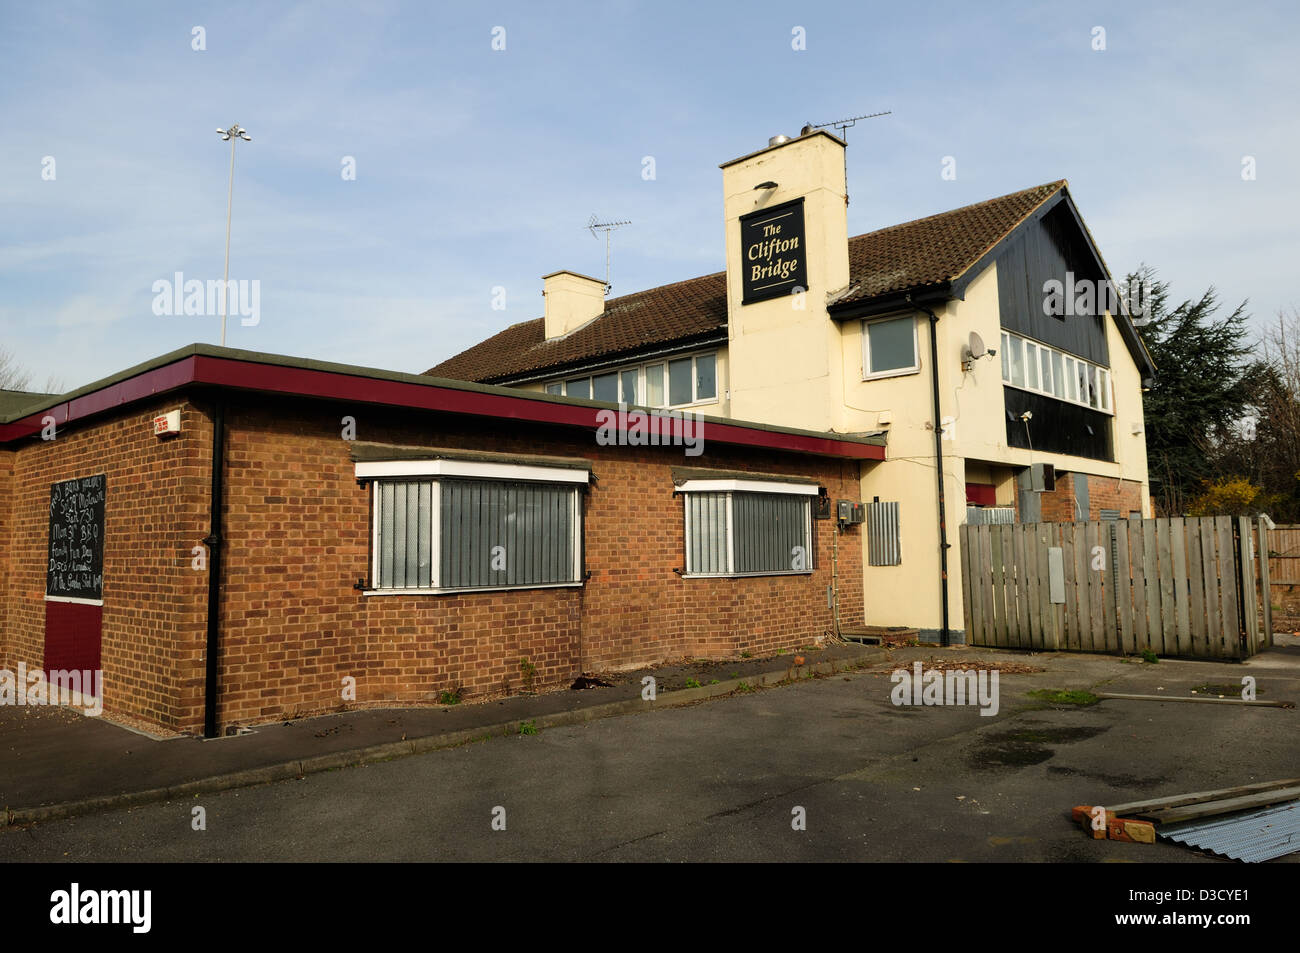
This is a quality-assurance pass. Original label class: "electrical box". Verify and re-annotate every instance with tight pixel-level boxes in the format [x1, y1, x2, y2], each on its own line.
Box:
[837, 500, 853, 523]
[850, 502, 866, 524]
[153, 409, 181, 437]
[814, 495, 832, 520]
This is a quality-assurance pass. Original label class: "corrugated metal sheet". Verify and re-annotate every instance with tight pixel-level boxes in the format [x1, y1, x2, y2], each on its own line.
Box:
[733, 492, 808, 574]
[440, 479, 577, 588]
[1159, 801, 1300, 863]
[868, 501, 901, 566]
[965, 505, 1016, 525]
[377, 481, 434, 589]
[686, 491, 729, 574]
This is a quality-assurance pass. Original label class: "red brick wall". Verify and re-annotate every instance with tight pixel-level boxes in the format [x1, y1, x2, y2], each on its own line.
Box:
[1086, 475, 1143, 518]
[0, 393, 861, 732]
[212, 398, 862, 730]
[1037, 472, 1143, 522]
[0, 400, 211, 728]
[0, 448, 13, 669]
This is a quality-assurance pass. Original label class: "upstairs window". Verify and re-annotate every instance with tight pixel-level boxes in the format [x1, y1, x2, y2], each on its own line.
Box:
[863, 315, 920, 379]
[547, 351, 719, 409]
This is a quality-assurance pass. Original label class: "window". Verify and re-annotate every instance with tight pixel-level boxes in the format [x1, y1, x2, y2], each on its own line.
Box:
[620, 368, 638, 404]
[999, 331, 1113, 414]
[668, 357, 694, 405]
[681, 479, 815, 576]
[695, 353, 717, 401]
[546, 351, 718, 408]
[592, 372, 618, 403]
[863, 315, 919, 378]
[360, 458, 587, 593]
[645, 364, 665, 406]
[1008, 337, 1025, 387]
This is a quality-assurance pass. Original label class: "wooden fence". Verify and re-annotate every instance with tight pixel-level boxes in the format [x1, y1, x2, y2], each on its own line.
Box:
[959, 516, 1270, 659]
[1267, 524, 1300, 586]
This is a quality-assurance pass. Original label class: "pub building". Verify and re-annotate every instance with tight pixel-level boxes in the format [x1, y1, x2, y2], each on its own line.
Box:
[0, 129, 1152, 735]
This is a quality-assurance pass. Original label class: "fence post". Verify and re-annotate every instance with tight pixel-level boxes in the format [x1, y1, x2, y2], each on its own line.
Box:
[1258, 517, 1273, 650]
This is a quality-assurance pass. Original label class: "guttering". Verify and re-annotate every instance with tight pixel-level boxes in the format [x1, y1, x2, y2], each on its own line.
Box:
[203, 400, 225, 739]
[0, 346, 886, 461]
[489, 332, 729, 388]
[910, 296, 951, 647]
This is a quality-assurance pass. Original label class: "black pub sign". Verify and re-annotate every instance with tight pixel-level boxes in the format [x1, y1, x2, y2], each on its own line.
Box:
[739, 197, 807, 304]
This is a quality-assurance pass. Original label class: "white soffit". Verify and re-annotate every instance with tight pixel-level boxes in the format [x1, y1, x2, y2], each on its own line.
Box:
[355, 459, 590, 484]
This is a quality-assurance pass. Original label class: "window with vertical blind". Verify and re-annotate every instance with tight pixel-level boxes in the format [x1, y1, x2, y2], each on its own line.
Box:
[680, 478, 816, 577]
[357, 455, 587, 593]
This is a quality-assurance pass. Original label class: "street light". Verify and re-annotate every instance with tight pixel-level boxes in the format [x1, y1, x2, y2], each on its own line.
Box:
[215, 124, 252, 347]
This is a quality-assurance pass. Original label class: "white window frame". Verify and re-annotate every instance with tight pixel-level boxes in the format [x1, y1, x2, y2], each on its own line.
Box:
[359, 459, 587, 595]
[680, 481, 817, 578]
[862, 314, 921, 380]
[1000, 330, 1114, 416]
[545, 349, 719, 409]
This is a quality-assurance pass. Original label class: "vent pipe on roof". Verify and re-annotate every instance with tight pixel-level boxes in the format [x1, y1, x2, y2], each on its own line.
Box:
[768, 134, 791, 147]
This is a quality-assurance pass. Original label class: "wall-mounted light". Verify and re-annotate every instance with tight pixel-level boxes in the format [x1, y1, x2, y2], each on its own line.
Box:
[753, 181, 778, 190]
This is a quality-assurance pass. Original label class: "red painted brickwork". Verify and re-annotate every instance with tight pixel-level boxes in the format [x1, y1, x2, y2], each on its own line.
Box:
[1, 392, 864, 734]
[0, 399, 211, 728]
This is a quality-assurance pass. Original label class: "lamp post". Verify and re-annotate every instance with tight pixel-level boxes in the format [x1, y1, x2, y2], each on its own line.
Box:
[215, 124, 251, 347]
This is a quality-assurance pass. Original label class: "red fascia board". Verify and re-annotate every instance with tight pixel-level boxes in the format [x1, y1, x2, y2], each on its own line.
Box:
[0, 354, 885, 461]
[0, 357, 198, 442]
[189, 356, 885, 460]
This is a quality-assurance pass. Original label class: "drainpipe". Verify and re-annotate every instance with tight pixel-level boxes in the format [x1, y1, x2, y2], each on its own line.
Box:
[911, 297, 950, 647]
[203, 401, 226, 738]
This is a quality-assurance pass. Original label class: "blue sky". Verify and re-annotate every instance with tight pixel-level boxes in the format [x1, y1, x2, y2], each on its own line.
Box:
[2, 0, 1296, 390]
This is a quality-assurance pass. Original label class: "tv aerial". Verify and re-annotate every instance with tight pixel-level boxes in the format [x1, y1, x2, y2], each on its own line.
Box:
[802, 110, 891, 143]
[586, 215, 631, 295]
[800, 111, 891, 207]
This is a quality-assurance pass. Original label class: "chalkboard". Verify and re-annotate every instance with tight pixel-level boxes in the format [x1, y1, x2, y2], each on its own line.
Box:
[47, 474, 106, 601]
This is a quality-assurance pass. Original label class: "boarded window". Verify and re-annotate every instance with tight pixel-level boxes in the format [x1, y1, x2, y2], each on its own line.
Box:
[684, 490, 812, 575]
[374, 479, 580, 590]
[866, 501, 902, 565]
[375, 481, 434, 589]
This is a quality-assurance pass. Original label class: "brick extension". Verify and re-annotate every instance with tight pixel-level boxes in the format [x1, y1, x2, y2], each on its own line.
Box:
[0, 391, 863, 734]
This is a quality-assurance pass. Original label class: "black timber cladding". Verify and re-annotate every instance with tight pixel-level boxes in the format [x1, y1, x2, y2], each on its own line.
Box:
[1004, 389, 1113, 462]
[996, 203, 1110, 366]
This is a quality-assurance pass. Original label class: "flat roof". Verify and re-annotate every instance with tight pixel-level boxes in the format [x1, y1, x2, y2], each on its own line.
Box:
[0, 343, 886, 462]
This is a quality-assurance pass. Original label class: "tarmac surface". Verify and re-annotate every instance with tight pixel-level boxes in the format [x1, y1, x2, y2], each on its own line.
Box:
[2, 641, 1298, 861]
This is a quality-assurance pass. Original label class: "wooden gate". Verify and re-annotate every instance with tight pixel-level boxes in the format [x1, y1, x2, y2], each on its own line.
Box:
[959, 516, 1268, 659]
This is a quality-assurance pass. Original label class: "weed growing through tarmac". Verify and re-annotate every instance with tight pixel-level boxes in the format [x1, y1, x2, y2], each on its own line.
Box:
[1027, 688, 1099, 706]
[518, 720, 539, 735]
[685, 678, 701, 688]
[437, 685, 464, 706]
[1141, 649, 1159, 663]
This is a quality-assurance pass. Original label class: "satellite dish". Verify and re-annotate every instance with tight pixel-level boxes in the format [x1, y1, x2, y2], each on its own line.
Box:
[967, 331, 987, 360]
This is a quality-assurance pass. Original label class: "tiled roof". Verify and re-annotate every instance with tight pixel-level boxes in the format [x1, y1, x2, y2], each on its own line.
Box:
[428, 181, 1065, 383]
[834, 180, 1064, 305]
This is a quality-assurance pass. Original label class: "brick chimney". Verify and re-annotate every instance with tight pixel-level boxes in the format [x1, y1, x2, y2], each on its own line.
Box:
[542, 271, 606, 340]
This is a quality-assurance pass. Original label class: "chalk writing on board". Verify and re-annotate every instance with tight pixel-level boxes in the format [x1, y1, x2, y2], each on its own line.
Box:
[46, 474, 106, 600]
